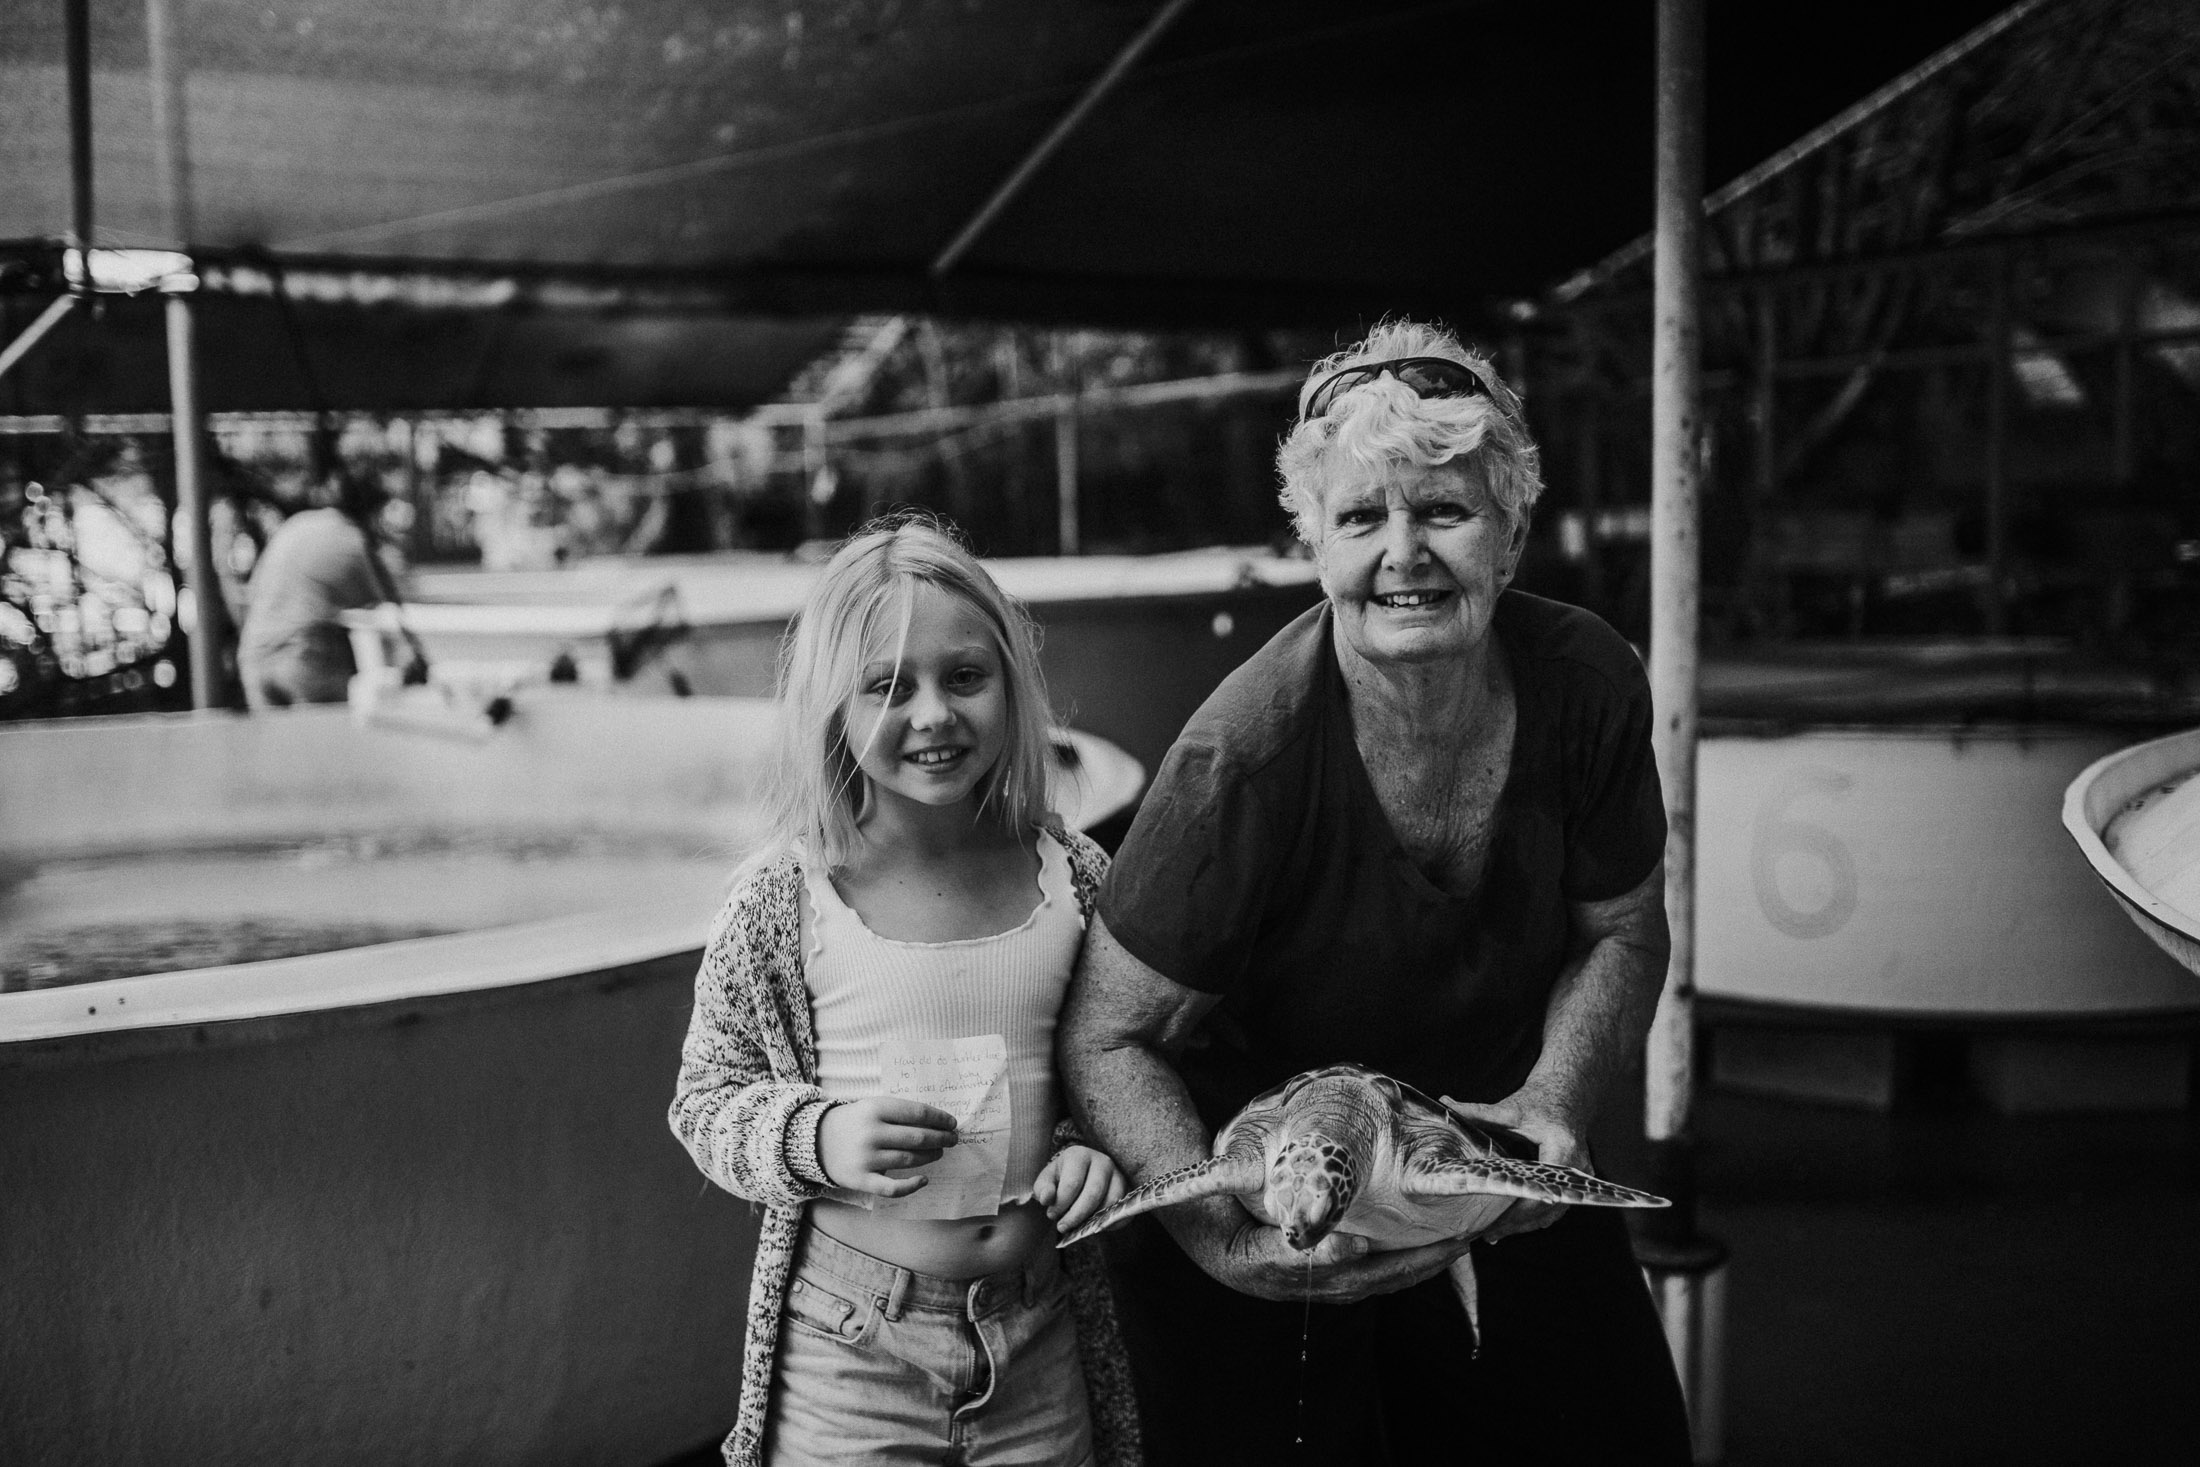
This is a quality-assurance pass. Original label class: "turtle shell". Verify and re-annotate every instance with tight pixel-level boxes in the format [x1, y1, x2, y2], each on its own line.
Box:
[1060, 1061, 1666, 1251]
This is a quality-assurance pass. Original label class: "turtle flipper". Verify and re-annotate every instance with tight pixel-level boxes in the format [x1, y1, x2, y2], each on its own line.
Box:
[1401, 1153, 1668, 1208]
[1056, 1154, 1265, 1247]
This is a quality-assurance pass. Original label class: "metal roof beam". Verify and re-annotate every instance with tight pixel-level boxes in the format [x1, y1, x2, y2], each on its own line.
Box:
[929, 0, 1198, 279]
[1562, 206, 2200, 312]
[1558, 0, 2065, 301]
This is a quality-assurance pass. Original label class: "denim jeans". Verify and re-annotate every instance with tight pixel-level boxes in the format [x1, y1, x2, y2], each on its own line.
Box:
[766, 1226, 1095, 1467]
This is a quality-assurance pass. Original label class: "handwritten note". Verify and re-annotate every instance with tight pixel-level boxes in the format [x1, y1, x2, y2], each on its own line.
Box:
[871, 1034, 1012, 1220]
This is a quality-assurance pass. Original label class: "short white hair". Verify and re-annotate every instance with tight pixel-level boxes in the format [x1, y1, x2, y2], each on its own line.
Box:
[1277, 319, 1543, 546]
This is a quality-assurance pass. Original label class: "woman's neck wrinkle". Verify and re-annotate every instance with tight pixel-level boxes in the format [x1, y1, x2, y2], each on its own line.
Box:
[1338, 644, 1491, 746]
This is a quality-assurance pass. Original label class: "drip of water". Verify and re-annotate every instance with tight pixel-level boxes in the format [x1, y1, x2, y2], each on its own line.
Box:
[1294, 1251, 1314, 1448]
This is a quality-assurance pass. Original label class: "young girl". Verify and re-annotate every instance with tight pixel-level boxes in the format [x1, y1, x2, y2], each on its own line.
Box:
[670, 515, 1139, 1467]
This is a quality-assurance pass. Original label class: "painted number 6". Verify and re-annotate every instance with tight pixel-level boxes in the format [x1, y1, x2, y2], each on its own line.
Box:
[1750, 769, 1858, 939]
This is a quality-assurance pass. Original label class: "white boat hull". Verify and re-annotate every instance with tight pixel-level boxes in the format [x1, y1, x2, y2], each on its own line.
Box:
[2062, 726, 2200, 979]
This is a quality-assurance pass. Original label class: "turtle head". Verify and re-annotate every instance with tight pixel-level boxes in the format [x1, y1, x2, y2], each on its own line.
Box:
[1266, 1133, 1359, 1251]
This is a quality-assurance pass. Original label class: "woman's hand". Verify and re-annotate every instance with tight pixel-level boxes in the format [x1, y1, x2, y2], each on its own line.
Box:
[1438, 1086, 1589, 1241]
[816, 1097, 959, 1198]
[1034, 1145, 1128, 1235]
[1170, 1197, 1473, 1304]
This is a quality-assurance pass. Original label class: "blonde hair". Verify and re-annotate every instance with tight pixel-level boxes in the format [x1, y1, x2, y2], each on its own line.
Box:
[1277, 319, 1543, 547]
[764, 512, 1056, 870]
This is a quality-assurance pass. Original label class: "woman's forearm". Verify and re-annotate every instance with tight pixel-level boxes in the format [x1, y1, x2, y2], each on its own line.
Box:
[1519, 863, 1670, 1131]
[1521, 943, 1658, 1134]
[1057, 925, 1288, 1270]
[1063, 1032, 1214, 1180]
[1056, 918, 1217, 1185]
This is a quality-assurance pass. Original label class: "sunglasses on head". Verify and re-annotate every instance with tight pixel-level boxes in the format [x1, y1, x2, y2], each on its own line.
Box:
[1299, 355, 1493, 425]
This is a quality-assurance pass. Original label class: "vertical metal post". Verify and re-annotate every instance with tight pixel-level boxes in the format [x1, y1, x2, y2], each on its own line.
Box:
[2111, 246, 2136, 487]
[1501, 330, 1529, 412]
[165, 292, 221, 707]
[1653, 1263, 1728, 1463]
[1751, 293, 1777, 499]
[402, 419, 435, 562]
[1055, 398, 1081, 556]
[66, 0, 93, 255]
[1644, 2, 1726, 1460]
[1576, 384, 1605, 611]
[144, 0, 195, 246]
[803, 411, 829, 543]
[1983, 250, 2010, 636]
[1647, 0, 1704, 1172]
[147, 0, 219, 707]
[1750, 290, 1778, 634]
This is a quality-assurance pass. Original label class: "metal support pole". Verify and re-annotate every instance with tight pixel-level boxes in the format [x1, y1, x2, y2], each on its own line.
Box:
[2111, 246, 2136, 487]
[401, 418, 434, 562]
[1644, 2, 1726, 1460]
[1576, 386, 1605, 612]
[1751, 290, 1778, 634]
[148, 0, 219, 707]
[66, 0, 94, 255]
[930, 0, 1196, 278]
[144, 0, 194, 246]
[1983, 250, 2010, 636]
[1751, 294, 1777, 500]
[2, 0, 98, 391]
[1054, 400, 1080, 556]
[803, 411, 830, 543]
[166, 292, 222, 708]
[1648, 0, 1704, 1172]
[0, 297, 79, 386]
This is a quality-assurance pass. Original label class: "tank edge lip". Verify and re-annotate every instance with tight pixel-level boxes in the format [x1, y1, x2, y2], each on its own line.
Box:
[1695, 993, 2200, 1035]
[0, 946, 702, 1070]
[1700, 716, 2200, 740]
[0, 899, 708, 1054]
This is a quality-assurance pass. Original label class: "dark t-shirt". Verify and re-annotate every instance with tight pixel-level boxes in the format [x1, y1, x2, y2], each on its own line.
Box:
[1097, 590, 1665, 1132]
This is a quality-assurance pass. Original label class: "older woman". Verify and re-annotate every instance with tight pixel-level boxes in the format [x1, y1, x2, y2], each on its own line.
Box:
[1058, 321, 1693, 1464]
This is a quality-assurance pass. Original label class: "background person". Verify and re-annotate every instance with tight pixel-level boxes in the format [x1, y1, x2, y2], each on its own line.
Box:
[237, 473, 404, 708]
[1059, 320, 1693, 1465]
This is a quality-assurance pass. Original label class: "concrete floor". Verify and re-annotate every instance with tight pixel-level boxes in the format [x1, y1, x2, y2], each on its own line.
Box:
[1697, 1079, 2199, 1465]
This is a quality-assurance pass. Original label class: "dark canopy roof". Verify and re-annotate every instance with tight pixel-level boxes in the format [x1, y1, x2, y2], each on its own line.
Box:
[1, 0, 2011, 412]
[1561, 0, 2200, 301]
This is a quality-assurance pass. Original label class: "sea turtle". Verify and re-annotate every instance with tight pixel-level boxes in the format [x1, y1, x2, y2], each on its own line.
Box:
[1059, 1063, 1667, 1348]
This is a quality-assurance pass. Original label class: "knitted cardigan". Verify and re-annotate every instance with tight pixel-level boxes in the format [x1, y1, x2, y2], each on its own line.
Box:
[669, 825, 1141, 1467]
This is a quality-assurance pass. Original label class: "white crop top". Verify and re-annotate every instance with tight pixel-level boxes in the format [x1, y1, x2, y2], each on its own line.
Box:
[801, 831, 1085, 1213]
